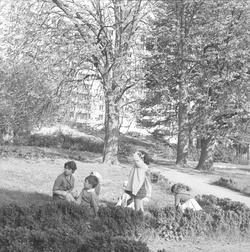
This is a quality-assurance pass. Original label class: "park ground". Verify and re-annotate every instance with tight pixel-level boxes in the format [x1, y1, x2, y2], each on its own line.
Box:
[0, 146, 250, 252]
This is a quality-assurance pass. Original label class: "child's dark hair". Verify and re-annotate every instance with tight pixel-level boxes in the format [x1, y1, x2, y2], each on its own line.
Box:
[64, 161, 77, 173]
[85, 175, 99, 188]
[171, 183, 190, 194]
[139, 150, 150, 165]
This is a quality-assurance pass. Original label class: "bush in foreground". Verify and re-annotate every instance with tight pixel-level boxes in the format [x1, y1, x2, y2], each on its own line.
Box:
[0, 196, 250, 251]
[0, 202, 148, 252]
[148, 195, 250, 241]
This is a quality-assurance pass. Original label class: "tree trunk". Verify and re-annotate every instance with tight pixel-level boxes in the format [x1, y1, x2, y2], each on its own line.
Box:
[102, 96, 120, 165]
[195, 136, 215, 170]
[175, 2, 189, 167]
[176, 101, 189, 166]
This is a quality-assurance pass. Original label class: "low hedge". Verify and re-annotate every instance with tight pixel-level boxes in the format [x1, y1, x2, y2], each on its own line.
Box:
[0, 202, 148, 252]
[148, 195, 250, 241]
[25, 133, 104, 153]
[1, 196, 249, 251]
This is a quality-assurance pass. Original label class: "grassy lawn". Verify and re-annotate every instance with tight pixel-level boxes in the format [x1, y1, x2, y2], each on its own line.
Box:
[0, 145, 250, 252]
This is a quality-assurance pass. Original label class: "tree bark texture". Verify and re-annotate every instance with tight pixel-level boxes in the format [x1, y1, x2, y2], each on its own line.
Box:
[195, 136, 215, 170]
[175, 1, 190, 167]
[176, 101, 189, 166]
[102, 96, 120, 165]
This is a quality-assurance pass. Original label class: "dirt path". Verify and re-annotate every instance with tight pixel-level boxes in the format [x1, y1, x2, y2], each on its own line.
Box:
[151, 164, 250, 208]
[149, 163, 250, 252]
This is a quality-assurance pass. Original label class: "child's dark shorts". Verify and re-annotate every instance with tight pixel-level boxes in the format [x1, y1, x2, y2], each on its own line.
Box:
[125, 182, 146, 200]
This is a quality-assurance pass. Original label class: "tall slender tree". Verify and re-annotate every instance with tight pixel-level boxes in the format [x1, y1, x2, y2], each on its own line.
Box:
[191, 0, 250, 170]
[143, 0, 207, 166]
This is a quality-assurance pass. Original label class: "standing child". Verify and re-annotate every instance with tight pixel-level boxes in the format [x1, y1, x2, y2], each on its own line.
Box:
[171, 183, 202, 213]
[76, 175, 99, 218]
[52, 161, 78, 202]
[125, 150, 152, 211]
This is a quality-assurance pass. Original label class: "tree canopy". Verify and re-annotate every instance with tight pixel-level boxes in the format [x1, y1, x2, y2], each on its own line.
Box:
[140, 0, 250, 169]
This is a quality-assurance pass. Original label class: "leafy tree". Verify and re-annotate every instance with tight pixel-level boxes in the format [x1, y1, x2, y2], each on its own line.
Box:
[38, 0, 149, 164]
[189, 0, 250, 170]
[142, 0, 250, 169]
[142, 0, 207, 166]
[2, 0, 150, 164]
[0, 63, 52, 140]
[0, 0, 62, 140]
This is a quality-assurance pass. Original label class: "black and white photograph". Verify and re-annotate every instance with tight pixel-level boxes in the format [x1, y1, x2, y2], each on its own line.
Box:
[0, 0, 250, 251]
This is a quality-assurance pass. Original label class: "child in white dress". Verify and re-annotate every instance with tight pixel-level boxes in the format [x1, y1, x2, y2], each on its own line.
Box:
[125, 151, 152, 211]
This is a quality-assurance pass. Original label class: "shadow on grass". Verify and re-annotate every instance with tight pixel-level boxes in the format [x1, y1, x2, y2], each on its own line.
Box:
[0, 188, 52, 207]
[151, 159, 176, 166]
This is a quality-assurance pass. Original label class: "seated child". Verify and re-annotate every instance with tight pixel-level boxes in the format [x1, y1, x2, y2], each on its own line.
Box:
[90, 171, 102, 196]
[171, 183, 202, 213]
[52, 161, 78, 202]
[76, 175, 99, 217]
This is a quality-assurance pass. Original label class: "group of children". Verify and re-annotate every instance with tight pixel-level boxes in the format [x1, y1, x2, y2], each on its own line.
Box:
[52, 151, 202, 218]
[52, 161, 102, 217]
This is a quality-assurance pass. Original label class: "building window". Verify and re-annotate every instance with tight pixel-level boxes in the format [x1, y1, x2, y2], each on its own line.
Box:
[99, 105, 104, 111]
[77, 113, 89, 120]
[98, 115, 104, 120]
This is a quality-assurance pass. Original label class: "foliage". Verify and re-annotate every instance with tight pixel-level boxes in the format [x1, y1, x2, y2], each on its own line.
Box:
[213, 143, 249, 165]
[148, 196, 250, 242]
[189, 143, 249, 164]
[0, 0, 64, 139]
[0, 63, 52, 140]
[0, 202, 150, 252]
[79, 233, 150, 252]
[212, 178, 250, 197]
[24, 133, 104, 153]
[98, 205, 144, 237]
[140, 0, 250, 168]
[187, 146, 201, 161]
[118, 137, 135, 158]
[24, 0, 150, 165]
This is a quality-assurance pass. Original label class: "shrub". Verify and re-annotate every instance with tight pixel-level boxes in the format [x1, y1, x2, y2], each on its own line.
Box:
[0, 226, 83, 252]
[213, 145, 248, 165]
[79, 233, 150, 252]
[57, 132, 103, 153]
[150, 172, 161, 183]
[149, 196, 250, 241]
[24, 133, 104, 153]
[188, 146, 200, 161]
[118, 139, 134, 157]
[26, 134, 59, 148]
[0, 201, 91, 232]
[211, 177, 250, 197]
[97, 205, 144, 236]
[0, 202, 151, 252]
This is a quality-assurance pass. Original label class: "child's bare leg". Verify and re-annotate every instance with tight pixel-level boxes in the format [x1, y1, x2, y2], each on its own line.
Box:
[64, 193, 75, 202]
[70, 189, 78, 199]
[141, 201, 144, 212]
[135, 199, 143, 211]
